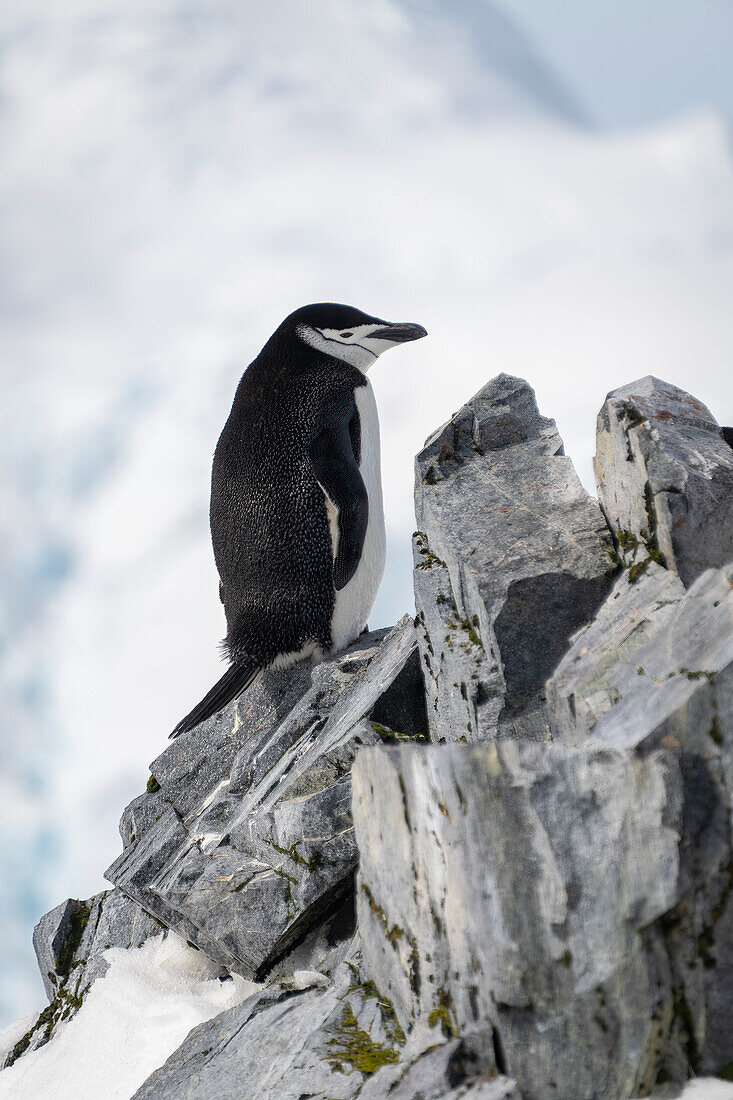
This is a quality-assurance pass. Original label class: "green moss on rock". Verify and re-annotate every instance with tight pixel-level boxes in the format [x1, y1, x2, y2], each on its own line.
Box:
[369, 720, 427, 745]
[325, 1003, 400, 1076]
[55, 902, 91, 978]
[4, 969, 91, 1069]
[345, 966, 406, 1048]
[361, 884, 404, 945]
[428, 987, 457, 1038]
[413, 531, 446, 571]
[269, 840, 321, 872]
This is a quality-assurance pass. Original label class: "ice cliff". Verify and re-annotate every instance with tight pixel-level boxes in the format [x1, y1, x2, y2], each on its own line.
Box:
[3, 374, 733, 1100]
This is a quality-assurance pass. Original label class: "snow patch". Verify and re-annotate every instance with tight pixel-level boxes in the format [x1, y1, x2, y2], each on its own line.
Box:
[290, 969, 330, 990]
[678, 1085, 733, 1100]
[0, 933, 258, 1100]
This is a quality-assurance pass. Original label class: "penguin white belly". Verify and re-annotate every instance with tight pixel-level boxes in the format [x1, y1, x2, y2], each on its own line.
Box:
[327, 380, 386, 652]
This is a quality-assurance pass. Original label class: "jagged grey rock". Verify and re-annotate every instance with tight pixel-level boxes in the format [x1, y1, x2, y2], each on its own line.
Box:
[357, 1033, 519, 1100]
[132, 946, 512, 1100]
[550, 563, 732, 754]
[119, 788, 168, 849]
[353, 741, 672, 1100]
[6, 889, 162, 1068]
[150, 663, 314, 818]
[546, 562, 686, 737]
[32, 899, 91, 1004]
[264, 892, 356, 984]
[116, 666, 317, 851]
[131, 948, 400, 1100]
[550, 562, 733, 1082]
[106, 619, 427, 979]
[413, 374, 614, 744]
[33, 888, 162, 1002]
[106, 807, 224, 962]
[594, 376, 733, 588]
[353, 563, 733, 1099]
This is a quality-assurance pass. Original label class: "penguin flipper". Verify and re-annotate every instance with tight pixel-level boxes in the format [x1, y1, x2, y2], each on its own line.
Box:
[310, 411, 368, 591]
[169, 661, 260, 739]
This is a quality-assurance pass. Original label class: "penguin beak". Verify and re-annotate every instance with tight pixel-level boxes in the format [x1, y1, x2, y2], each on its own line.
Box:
[370, 322, 428, 344]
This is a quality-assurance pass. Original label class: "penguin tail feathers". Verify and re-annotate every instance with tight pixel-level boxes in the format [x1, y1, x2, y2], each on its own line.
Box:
[169, 661, 261, 740]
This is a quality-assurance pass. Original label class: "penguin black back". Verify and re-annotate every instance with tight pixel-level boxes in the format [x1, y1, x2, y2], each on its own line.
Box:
[171, 303, 427, 738]
[211, 314, 365, 666]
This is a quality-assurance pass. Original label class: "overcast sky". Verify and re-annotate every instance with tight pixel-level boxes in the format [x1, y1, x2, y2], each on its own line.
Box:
[510, 0, 733, 126]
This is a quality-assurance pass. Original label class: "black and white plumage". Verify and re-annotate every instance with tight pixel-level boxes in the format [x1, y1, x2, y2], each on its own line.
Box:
[170, 303, 427, 738]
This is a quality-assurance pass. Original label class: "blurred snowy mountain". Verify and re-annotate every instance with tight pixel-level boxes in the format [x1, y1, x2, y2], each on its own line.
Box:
[1, 0, 732, 1025]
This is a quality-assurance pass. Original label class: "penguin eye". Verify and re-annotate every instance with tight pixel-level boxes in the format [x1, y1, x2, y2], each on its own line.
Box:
[340, 331, 353, 339]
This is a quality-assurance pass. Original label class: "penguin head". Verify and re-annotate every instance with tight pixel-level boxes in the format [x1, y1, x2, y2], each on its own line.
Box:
[284, 302, 427, 372]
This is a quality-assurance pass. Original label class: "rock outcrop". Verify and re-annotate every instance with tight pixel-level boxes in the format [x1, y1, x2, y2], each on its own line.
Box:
[131, 945, 516, 1100]
[413, 375, 615, 743]
[105, 617, 426, 980]
[594, 376, 733, 587]
[352, 645, 733, 1098]
[11, 374, 733, 1099]
[5, 888, 162, 1067]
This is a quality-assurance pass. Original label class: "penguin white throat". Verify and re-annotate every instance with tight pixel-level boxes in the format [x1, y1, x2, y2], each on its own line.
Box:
[296, 322, 399, 372]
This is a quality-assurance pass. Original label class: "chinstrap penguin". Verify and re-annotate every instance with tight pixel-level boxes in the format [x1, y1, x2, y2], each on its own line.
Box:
[170, 303, 427, 738]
